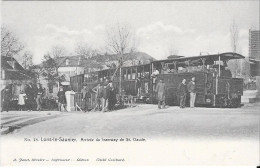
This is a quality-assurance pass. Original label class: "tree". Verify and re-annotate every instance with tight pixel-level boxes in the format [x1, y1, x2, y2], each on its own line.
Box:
[40, 46, 67, 91]
[105, 22, 137, 95]
[48, 46, 67, 58]
[1, 26, 24, 57]
[168, 48, 179, 56]
[230, 20, 239, 53]
[22, 51, 33, 70]
[42, 45, 66, 82]
[74, 42, 98, 58]
[165, 40, 179, 58]
[165, 45, 179, 59]
[228, 20, 242, 77]
[106, 23, 137, 59]
[41, 54, 65, 90]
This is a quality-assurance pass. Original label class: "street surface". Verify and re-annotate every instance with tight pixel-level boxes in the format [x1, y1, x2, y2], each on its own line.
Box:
[1, 103, 259, 165]
[1, 103, 259, 139]
[1, 111, 61, 135]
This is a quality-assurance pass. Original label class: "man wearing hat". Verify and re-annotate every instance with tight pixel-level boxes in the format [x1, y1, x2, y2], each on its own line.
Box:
[57, 86, 66, 112]
[25, 83, 34, 111]
[102, 81, 110, 112]
[1, 85, 12, 112]
[156, 79, 166, 109]
[92, 83, 103, 111]
[81, 84, 91, 112]
[35, 83, 44, 111]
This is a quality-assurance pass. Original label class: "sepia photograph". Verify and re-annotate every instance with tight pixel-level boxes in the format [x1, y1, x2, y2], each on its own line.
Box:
[0, 0, 259, 167]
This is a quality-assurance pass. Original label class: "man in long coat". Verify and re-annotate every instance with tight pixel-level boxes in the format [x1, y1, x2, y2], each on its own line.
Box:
[81, 85, 91, 112]
[102, 82, 110, 112]
[1, 85, 12, 112]
[108, 82, 117, 111]
[187, 76, 196, 108]
[35, 83, 44, 111]
[92, 83, 103, 111]
[156, 79, 166, 109]
[25, 83, 35, 111]
[57, 86, 66, 112]
[178, 78, 187, 108]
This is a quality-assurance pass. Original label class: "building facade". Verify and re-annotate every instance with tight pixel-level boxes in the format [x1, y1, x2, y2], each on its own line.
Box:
[37, 56, 85, 98]
[249, 29, 260, 60]
[1, 56, 34, 99]
[249, 30, 260, 77]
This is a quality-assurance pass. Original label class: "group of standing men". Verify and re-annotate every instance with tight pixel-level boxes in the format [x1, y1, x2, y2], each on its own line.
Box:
[25, 83, 45, 111]
[155, 76, 197, 109]
[1, 83, 44, 112]
[81, 81, 117, 112]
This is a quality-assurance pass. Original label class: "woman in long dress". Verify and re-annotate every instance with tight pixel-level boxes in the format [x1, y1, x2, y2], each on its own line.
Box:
[18, 91, 26, 111]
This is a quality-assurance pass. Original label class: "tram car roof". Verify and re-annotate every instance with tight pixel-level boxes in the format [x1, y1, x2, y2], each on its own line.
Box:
[152, 52, 245, 64]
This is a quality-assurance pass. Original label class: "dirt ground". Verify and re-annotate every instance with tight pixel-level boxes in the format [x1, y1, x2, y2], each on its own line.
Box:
[1, 103, 259, 166]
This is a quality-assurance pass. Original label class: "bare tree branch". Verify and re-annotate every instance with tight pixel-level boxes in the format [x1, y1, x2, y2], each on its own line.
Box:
[1, 26, 24, 58]
[50, 46, 66, 58]
[22, 51, 33, 69]
[74, 42, 97, 58]
[105, 22, 137, 62]
[230, 20, 239, 53]
[39, 46, 67, 86]
[105, 22, 138, 95]
[228, 19, 242, 78]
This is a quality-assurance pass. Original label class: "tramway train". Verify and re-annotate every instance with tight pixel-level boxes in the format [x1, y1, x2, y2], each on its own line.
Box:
[70, 52, 244, 108]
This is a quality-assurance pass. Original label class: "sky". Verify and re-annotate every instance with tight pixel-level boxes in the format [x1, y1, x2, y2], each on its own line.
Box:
[1, 1, 259, 64]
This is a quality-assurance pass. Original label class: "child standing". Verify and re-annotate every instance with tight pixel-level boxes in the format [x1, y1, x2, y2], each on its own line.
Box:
[18, 91, 26, 111]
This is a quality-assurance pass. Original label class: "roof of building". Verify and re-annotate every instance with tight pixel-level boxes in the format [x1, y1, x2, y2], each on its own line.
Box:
[1, 56, 34, 80]
[1, 56, 25, 71]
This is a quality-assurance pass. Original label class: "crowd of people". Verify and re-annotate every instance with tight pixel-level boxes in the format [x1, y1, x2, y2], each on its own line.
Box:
[1, 83, 45, 112]
[155, 76, 197, 109]
[81, 80, 117, 112]
[1, 76, 197, 112]
[1, 80, 119, 113]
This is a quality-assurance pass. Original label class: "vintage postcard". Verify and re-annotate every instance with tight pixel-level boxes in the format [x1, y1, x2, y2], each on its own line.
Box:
[0, 0, 259, 167]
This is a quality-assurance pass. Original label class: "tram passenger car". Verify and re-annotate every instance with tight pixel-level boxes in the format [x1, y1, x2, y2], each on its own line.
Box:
[70, 52, 244, 108]
[70, 63, 151, 109]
